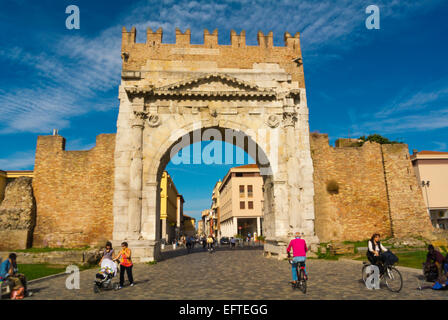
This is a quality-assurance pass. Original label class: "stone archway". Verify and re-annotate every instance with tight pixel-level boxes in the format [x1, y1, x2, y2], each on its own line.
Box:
[112, 27, 318, 261]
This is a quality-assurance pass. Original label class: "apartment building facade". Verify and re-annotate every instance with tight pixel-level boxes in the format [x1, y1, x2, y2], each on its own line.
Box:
[219, 164, 263, 238]
[412, 150, 448, 229]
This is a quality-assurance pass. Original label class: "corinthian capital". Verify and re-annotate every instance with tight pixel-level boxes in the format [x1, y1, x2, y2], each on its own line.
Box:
[132, 111, 148, 127]
[283, 112, 297, 128]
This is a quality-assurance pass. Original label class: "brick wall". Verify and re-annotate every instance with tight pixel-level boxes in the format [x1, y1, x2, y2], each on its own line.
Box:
[310, 133, 433, 242]
[382, 144, 434, 238]
[32, 134, 115, 248]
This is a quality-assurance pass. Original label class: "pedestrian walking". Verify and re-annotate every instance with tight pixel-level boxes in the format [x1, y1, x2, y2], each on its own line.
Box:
[114, 242, 134, 289]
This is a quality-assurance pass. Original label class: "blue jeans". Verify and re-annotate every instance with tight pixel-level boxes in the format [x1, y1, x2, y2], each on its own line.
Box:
[291, 256, 307, 281]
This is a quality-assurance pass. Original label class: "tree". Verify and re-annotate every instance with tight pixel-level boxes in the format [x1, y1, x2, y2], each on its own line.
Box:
[357, 134, 400, 146]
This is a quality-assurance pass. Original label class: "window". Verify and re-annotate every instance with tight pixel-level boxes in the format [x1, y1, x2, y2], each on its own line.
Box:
[240, 201, 245, 209]
[248, 201, 253, 209]
[247, 185, 253, 198]
[239, 185, 245, 197]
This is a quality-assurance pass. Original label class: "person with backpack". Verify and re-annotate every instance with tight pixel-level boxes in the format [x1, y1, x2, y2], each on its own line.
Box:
[206, 234, 214, 252]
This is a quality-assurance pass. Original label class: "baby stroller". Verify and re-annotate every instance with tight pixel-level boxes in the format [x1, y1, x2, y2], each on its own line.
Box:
[94, 259, 119, 293]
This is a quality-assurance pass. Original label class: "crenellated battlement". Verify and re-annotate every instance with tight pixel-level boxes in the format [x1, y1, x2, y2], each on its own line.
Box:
[121, 26, 305, 86]
[122, 27, 300, 52]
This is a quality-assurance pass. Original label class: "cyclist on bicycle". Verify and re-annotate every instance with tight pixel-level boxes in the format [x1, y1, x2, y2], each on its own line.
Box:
[287, 232, 308, 284]
[367, 233, 388, 272]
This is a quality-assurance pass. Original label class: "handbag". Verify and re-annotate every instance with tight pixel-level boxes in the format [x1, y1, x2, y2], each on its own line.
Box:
[382, 250, 399, 265]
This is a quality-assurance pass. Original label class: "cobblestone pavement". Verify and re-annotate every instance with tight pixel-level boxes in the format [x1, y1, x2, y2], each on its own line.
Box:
[26, 246, 447, 300]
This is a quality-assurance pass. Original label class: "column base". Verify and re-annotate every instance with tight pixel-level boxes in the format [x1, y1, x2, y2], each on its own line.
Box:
[263, 235, 320, 260]
[111, 239, 161, 263]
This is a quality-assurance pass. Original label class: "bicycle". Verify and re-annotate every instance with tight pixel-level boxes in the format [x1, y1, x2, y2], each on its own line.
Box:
[288, 258, 307, 294]
[361, 261, 403, 292]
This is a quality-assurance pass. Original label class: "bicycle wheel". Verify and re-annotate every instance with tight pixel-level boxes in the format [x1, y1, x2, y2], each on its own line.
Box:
[299, 269, 307, 294]
[384, 267, 403, 293]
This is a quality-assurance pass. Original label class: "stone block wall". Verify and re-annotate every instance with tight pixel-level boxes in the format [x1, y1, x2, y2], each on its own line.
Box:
[382, 144, 434, 238]
[0, 177, 36, 250]
[0, 170, 6, 204]
[310, 134, 391, 242]
[32, 134, 116, 248]
[310, 133, 434, 243]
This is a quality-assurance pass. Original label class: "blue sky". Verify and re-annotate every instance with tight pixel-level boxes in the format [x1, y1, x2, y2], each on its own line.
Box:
[1, 0, 447, 221]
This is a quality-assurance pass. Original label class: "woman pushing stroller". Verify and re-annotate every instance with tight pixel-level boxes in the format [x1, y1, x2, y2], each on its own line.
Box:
[94, 241, 119, 293]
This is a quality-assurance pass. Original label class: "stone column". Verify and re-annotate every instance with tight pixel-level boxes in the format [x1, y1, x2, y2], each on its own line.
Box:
[161, 219, 167, 242]
[127, 112, 145, 239]
[233, 217, 238, 236]
[257, 216, 261, 236]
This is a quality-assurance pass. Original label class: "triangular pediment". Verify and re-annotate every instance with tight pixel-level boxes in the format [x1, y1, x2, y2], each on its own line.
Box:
[158, 73, 260, 91]
[152, 73, 276, 98]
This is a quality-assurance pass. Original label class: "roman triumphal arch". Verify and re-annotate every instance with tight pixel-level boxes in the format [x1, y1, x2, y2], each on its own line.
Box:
[112, 27, 319, 261]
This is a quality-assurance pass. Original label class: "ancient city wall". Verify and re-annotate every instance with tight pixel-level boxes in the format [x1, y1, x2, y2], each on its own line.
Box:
[310, 134, 392, 242]
[0, 177, 36, 250]
[310, 133, 433, 243]
[32, 134, 116, 248]
[382, 144, 434, 238]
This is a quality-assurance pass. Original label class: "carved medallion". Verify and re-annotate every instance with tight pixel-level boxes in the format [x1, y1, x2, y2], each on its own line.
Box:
[147, 114, 161, 127]
[266, 114, 280, 128]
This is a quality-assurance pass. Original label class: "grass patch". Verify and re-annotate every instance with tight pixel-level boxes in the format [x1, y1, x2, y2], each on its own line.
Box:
[17, 263, 96, 281]
[316, 247, 339, 260]
[354, 249, 431, 269]
[146, 261, 157, 265]
[14, 246, 90, 253]
[17, 264, 67, 281]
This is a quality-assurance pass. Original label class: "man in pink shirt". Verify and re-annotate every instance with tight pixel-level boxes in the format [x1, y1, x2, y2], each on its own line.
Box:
[287, 232, 308, 284]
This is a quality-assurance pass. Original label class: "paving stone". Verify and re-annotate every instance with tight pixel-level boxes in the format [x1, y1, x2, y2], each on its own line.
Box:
[25, 247, 446, 300]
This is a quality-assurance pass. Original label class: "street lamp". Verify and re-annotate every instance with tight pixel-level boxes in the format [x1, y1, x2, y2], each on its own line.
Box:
[421, 180, 431, 223]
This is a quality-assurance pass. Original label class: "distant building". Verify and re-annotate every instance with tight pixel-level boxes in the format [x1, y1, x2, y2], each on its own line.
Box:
[197, 220, 204, 235]
[411, 150, 448, 229]
[218, 164, 263, 238]
[160, 171, 184, 243]
[210, 180, 222, 239]
[183, 214, 196, 236]
[201, 209, 212, 236]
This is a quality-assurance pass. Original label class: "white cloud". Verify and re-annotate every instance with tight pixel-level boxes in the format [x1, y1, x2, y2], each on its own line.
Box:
[433, 141, 447, 151]
[0, 0, 444, 134]
[0, 151, 35, 170]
